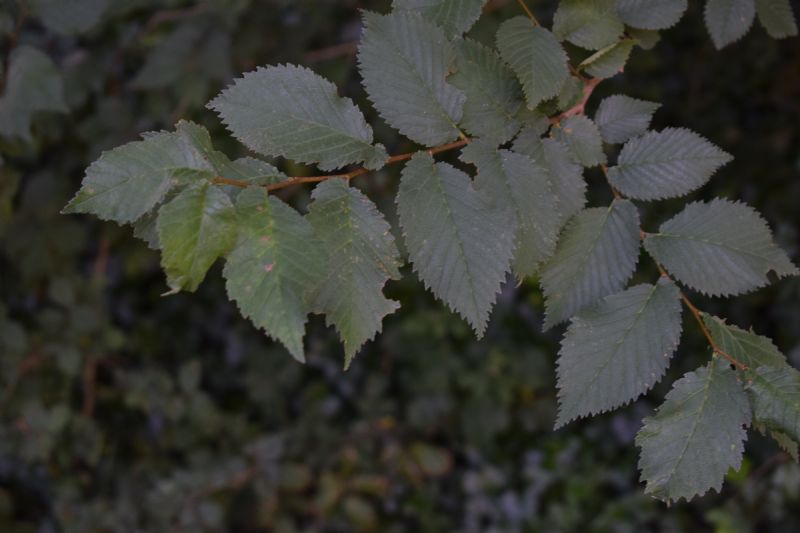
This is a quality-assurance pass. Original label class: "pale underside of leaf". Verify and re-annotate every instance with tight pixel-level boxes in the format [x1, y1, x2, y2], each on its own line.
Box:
[210, 64, 387, 171]
[308, 179, 402, 368]
[594, 94, 660, 144]
[608, 128, 732, 200]
[540, 199, 641, 330]
[397, 152, 515, 335]
[556, 279, 683, 427]
[358, 10, 466, 147]
[644, 198, 798, 296]
[636, 357, 751, 502]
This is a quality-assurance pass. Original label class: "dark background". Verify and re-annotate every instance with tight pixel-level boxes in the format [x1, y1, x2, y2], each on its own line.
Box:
[1, 0, 800, 531]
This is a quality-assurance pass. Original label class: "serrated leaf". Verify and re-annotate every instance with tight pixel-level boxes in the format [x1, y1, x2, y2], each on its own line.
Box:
[496, 17, 569, 110]
[462, 142, 562, 277]
[63, 128, 215, 224]
[513, 135, 587, 221]
[217, 157, 289, 186]
[556, 279, 682, 427]
[156, 182, 237, 292]
[755, 0, 798, 38]
[705, 0, 756, 49]
[628, 27, 662, 49]
[557, 76, 584, 112]
[307, 179, 402, 368]
[223, 188, 325, 361]
[607, 128, 732, 200]
[358, 11, 465, 146]
[616, 0, 688, 30]
[397, 152, 515, 335]
[553, 0, 625, 50]
[770, 430, 799, 461]
[594, 95, 660, 144]
[28, 0, 110, 35]
[449, 38, 524, 144]
[0, 45, 67, 141]
[702, 313, 788, 369]
[636, 357, 751, 502]
[210, 64, 387, 171]
[580, 39, 635, 79]
[644, 199, 798, 296]
[392, 0, 487, 37]
[540, 199, 641, 329]
[553, 115, 607, 167]
[746, 366, 800, 442]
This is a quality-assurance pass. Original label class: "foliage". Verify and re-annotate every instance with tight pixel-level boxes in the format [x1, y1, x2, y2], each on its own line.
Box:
[3, 0, 800, 529]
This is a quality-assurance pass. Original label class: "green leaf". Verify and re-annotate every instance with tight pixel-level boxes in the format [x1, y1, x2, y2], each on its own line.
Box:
[449, 38, 524, 144]
[556, 76, 584, 112]
[556, 279, 683, 427]
[223, 188, 325, 361]
[702, 314, 788, 369]
[28, 0, 110, 35]
[636, 357, 751, 502]
[392, 0, 487, 37]
[607, 128, 732, 200]
[579, 39, 635, 79]
[496, 17, 569, 109]
[216, 157, 289, 187]
[63, 129, 215, 224]
[513, 135, 587, 221]
[705, 0, 756, 49]
[397, 152, 515, 335]
[462, 142, 562, 277]
[0, 45, 67, 141]
[132, 24, 205, 90]
[644, 199, 798, 296]
[770, 430, 799, 461]
[628, 27, 662, 49]
[358, 11, 466, 146]
[540, 199, 641, 329]
[746, 366, 800, 442]
[553, 0, 625, 50]
[755, 0, 798, 38]
[156, 182, 237, 293]
[553, 115, 607, 167]
[594, 95, 660, 144]
[210, 64, 387, 171]
[307, 179, 402, 368]
[616, 0, 688, 30]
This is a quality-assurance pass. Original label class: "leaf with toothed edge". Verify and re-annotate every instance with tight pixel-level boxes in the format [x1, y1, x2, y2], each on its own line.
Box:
[644, 199, 798, 297]
[209, 64, 387, 171]
[392, 0, 488, 37]
[553, 115, 607, 167]
[358, 10, 466, 147]
[594, 95, 660, 144]
[607, 128, 732, 201]
[755, 0, 798, 38]
[540, 199, 641, 330]
[553, 0, 625, 50]
[616, 0, 688, 30]
[496, 17, 569, 110]
[223, 187, 325, 362]
[397, 152, 515, 335]
[636, 357, 751, 502]
[702, 313, 788, 369]
[556, 279, 683, 428]
[307, 179, 402, 369]
[461, 142, 562, 278]
[746, 366, 800, 443]
[705, 0, 756, 49]
[579, 39, 635, 79]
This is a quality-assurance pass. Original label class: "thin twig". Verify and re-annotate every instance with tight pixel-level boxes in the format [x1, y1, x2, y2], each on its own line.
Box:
[516, 0, 540, 25]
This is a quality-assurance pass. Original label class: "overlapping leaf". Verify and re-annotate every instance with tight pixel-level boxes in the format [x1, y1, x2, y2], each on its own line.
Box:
[553, 115, 607, 167]
[392, 0, 487, 37]
[556, 280, 682, 427]
[594, 95, 660, 144]
[540, 199, 641, 329]
[579, 39, 635, 78]
[553, 0, 625, 50]
[644, 199, 798, 296]
[449, 38, 524, 144]
[307, 179, 402, 368]
[747, 366, 800, 442]
[755, 0, 798, 38]
[156, 182, 237, 293]
[703, 314, 787, 368]
[607, 128, 732, 200]
[223, 188, 325, 361]
[358, 11, 465, 146]
[636, 357, 751, 502]
[210, 64, 387, 171]
[705, 0, 756, 49]
[616, 0, 688, 30]
[462, 142, 561, 277]
[496, 17, 569, 109]
[397, 153, 515, 335]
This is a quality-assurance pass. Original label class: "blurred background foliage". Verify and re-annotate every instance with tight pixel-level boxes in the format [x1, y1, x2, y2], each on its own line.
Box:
[1, 0, 800, 531]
